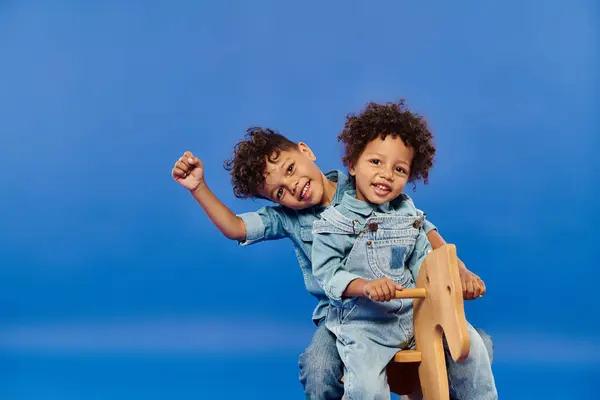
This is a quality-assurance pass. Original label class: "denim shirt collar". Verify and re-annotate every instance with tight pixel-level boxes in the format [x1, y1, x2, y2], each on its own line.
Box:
[324, 169, 350, 207]
[341, 190, 392, 216]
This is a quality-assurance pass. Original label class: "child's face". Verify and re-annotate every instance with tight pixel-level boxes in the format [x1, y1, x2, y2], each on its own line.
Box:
[257, 143, 331, 210]
[349, 135, 414, 205]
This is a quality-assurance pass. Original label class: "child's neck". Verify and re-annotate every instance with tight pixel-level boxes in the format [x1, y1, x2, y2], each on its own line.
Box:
[320, 178, 337, 207]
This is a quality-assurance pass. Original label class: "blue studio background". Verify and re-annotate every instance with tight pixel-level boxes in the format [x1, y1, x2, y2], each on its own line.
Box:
[1, 1, 598, 398]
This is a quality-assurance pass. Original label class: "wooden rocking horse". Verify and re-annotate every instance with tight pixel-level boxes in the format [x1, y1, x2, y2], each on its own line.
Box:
[340, 244, 470, 399]
[388, 243, 471, 399]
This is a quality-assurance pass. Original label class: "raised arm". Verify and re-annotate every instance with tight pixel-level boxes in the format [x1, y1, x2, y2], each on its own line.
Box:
[172, 151, 246, 241]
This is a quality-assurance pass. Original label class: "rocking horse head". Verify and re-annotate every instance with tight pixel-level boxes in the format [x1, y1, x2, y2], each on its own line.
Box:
[415, 244, 470, 362]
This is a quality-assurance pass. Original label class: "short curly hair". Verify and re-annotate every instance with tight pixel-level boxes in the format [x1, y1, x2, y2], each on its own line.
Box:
[224, 127, 297, 199]
[338, 99, 436, 186]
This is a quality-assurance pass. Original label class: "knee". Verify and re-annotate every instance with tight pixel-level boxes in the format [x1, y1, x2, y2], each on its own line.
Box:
[346, 375, 388, 400]
[473, 327, 494, 364]
[298, 348, 338, 386]
[298, 342, 343, 397]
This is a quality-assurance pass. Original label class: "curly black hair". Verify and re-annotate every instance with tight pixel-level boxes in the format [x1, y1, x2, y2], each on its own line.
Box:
[338, 99, 436, 186]
[224, 127, 297, 199]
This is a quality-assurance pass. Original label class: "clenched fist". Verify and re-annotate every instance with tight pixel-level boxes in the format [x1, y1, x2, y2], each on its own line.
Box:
[362, 277, 404, 302]
[459, 269, 486, 300]
[172, 151, 205, 191]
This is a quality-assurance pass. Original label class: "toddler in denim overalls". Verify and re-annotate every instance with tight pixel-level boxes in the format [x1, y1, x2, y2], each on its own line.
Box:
[311, 106, 497, 399]
[313, 189, 430, 399]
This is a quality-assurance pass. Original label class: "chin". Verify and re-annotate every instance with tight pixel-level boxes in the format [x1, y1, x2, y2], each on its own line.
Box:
[364, 189, 399, 204]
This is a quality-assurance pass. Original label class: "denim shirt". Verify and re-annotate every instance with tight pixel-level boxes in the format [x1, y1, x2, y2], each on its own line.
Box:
[237, 171, 437, 322]
[312, 190, 434, 302]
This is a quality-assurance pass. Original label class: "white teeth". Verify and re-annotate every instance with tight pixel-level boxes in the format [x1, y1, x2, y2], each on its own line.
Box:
[300, 182, 309, 199]
[375, 184, 390, 191]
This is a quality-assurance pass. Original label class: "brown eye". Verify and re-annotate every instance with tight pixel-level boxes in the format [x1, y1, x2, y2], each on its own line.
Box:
[276, 188, 284, 199]
[370, 159, 380, 165]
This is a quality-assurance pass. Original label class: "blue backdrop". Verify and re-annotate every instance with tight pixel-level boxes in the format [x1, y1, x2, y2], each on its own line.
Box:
[1, 1, 598, 398]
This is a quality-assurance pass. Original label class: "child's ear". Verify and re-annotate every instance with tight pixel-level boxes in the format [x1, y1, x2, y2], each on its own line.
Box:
[348, 163, 356, 176]
[297, 142, 316, 161]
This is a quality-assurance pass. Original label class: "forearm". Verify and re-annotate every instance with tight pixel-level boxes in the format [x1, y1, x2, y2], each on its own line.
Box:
[190, 183, 246, 241]
[316, 261, 364, 300]
[313, 234, 363, 300]
[426, 229, 446, 249]
[342, 278, 369, 297]
[426, 229, 468, 272]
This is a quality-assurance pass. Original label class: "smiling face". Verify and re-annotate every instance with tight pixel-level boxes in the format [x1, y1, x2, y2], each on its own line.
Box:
[349, 135, 414, 204]
[256, 143, 335, 209]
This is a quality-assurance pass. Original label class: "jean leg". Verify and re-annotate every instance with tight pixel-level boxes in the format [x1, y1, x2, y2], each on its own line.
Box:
[446, 322, 498, 400]
[299, 319, 344, 400]
[476, 326, 494, 364]
[337, 337, 394, 400]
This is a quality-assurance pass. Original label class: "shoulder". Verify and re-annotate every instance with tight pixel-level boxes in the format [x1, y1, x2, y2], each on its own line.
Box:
[313, 204, 358, 237]
[390, 193, 420, 214]
[247, 204, 298, 233]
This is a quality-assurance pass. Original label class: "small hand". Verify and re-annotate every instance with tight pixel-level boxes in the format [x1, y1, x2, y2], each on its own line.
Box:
[460, 269, 486, 300]
[362, 277, 404, 302]
[172, 150, 205, 192]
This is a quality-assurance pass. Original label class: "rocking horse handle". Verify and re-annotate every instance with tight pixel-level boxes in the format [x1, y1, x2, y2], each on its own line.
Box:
[394, 288, 426, 299]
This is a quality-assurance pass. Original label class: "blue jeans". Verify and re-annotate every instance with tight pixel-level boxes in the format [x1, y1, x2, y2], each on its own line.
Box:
[299, 319, 496, 400]
[446, 322, 497, 400]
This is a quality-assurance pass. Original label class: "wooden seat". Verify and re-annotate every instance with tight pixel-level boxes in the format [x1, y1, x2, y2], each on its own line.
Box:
[393, 350, 422, 363]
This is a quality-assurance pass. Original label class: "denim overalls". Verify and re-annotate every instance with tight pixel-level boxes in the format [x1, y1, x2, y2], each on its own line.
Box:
[312, 197, 431, 400]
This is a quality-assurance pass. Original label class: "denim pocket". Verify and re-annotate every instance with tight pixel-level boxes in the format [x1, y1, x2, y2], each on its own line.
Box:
[339, 297, 360, 325]
[395, 298, 415, 340]
[366, 237, 416, 284]
[327, 297, 360, 327]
